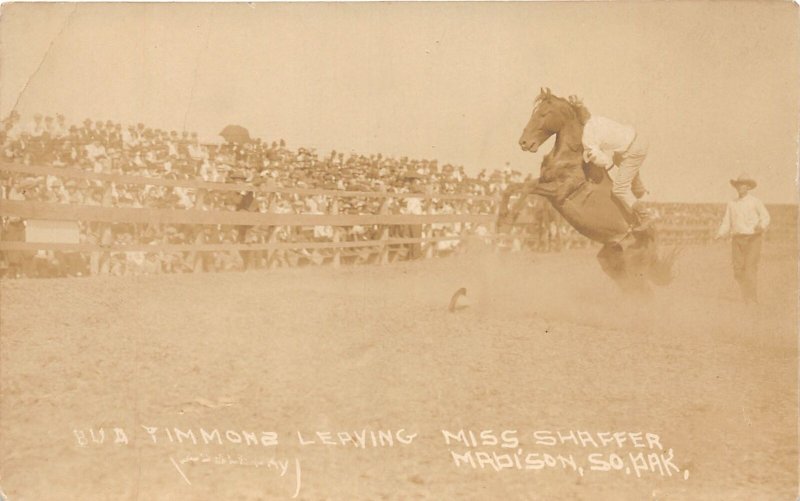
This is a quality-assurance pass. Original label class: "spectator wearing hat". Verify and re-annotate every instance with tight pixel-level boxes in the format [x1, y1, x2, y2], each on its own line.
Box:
[187, 133, 206, 163]
[53, 114, 67, 139]
[42, 115, 55, 139]
[28, 113, 45, 137]
[108, 122, 123, 150]
[78, 119, 94, 145]
[1, 111, 22, 145]
[715, 173, 771, 304]
[121, 125, 135, 148]
[85, 138, 106, 163]
[64, 179, 85, 204]
[94, 120, 106, 143]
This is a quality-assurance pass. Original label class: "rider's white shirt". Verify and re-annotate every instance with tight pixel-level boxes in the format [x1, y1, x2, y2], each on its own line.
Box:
[581, 116, 636, 168]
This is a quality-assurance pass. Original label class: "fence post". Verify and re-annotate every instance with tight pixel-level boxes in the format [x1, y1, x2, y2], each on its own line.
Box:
[379, 190, 390, 265]
[459, 196, 470, 240]
[491, 193, 501, 253]
[425, 186, 434, 259]
[331, 197, 341, 268]
[266, 188, 280, 271]
[195, 187, 207, 210]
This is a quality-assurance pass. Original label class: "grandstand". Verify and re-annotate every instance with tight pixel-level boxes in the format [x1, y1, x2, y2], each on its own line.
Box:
[1, 112, 796, 278]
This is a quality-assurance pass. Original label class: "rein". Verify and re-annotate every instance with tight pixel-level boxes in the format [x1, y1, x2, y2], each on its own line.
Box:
[562, 177, 588, 202]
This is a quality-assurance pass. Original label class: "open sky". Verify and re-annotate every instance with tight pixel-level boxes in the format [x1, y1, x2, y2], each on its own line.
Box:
[1, 2, 798, 203]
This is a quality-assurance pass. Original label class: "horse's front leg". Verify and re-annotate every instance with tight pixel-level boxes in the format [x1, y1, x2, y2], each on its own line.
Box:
[506, 178, 560, 222]
[504, 180, 535, 224]
[497, 182, 526, 223]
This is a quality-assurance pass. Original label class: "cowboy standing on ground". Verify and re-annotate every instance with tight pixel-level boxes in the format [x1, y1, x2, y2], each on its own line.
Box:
[581, 114, 654, 232]
[715, 173, 770, 304]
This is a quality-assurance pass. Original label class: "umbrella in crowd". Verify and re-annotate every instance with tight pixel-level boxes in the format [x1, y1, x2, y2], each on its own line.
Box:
[219, 124, 251, 144]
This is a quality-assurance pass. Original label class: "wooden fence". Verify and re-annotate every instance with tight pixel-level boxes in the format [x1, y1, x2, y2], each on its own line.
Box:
[0, 161, 499, 268]
[1, 161, 794, 272]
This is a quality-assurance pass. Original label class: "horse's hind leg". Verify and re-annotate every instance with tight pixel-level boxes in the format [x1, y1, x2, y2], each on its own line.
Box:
[597, 244, 626, 286]
[597, 244, 631, 294]
[597, 244, 650, 296]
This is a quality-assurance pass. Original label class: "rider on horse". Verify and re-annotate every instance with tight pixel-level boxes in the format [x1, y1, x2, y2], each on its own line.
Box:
[505, 88, 677, 293]
[580, 110, 655, 232]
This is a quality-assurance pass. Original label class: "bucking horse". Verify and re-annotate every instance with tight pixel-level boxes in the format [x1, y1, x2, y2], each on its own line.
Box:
[498, 88, 678, 295]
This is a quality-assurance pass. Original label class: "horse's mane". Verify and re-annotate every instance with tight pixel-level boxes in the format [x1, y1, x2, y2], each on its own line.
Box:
[566, 95, 591, 125]
[535, 88, 591, 125]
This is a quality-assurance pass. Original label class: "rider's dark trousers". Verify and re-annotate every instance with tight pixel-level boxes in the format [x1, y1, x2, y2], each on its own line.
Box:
[731, 233, 762, 302]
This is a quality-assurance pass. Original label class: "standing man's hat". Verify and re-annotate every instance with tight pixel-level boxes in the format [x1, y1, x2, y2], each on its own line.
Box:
[730, 173, 757, 189]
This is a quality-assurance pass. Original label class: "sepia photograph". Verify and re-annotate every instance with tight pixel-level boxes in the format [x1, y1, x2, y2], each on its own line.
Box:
[0, 2, 797, 499]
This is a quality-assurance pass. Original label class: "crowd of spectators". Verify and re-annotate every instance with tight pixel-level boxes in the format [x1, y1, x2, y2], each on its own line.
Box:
[0, 111, 538, 278]
[0, 111, 525, 196]
[1, 112, 792, 279]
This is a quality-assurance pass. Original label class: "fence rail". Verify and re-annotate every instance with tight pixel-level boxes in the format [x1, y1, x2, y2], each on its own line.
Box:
[0, 200, 495, 227]
[0, 161, 500, 269]
[0, 236, 466, 254]
[1, 161, 795, 267]
[657, 224, 715, 245]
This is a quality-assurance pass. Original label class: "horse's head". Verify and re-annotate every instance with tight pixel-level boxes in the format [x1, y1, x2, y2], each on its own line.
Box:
[519, 88, 583, 153]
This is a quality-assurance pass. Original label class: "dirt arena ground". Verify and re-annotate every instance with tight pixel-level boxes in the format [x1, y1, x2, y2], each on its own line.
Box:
[1, 241, 797, 500]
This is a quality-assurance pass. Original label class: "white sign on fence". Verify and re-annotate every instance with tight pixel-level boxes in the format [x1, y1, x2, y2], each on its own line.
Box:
[25, 220, 80, 244]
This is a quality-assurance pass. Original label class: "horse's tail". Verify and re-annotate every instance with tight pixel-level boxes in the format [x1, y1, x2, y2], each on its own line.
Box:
[648, 244, 682, 286]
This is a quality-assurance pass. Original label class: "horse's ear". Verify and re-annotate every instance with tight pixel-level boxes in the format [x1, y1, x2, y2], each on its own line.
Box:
[545, 87, 551, 96]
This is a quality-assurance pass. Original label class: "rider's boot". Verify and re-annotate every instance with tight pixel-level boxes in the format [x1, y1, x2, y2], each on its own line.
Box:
[631, 201, 656, 233]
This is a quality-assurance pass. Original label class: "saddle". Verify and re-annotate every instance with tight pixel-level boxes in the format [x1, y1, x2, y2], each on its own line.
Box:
[550, 164, 646, 245]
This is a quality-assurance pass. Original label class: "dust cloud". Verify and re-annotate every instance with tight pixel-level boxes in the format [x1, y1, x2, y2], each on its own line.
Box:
[0, 243, 796, 499]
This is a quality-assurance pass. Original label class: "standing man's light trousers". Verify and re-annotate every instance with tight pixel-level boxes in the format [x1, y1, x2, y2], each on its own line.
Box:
[732, 233, 762, 302]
